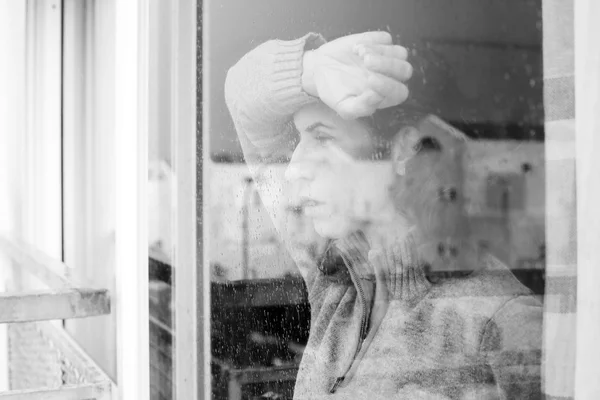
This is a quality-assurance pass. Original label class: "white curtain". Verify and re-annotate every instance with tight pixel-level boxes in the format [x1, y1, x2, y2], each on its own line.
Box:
[542, 0, 576, 398]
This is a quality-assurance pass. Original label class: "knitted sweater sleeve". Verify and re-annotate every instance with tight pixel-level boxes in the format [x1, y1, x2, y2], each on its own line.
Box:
[224, 33, 327, 289]
[224, 33, 325, 165]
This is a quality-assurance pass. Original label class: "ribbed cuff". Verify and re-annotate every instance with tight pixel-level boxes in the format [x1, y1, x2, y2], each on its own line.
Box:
[268, 33, 325, 115]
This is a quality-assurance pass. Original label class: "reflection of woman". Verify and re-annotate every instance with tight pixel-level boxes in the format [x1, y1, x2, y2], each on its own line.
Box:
[225, 31, 542, 399]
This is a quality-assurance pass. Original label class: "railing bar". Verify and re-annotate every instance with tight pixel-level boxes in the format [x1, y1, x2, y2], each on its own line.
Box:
[0, 236, 72, 289]
[0, 382, 110, 400]
[0, 289, 110, 324]
[34, 321, 114, 386]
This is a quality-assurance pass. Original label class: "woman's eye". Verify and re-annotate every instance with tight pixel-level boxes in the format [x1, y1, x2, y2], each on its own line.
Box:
[315, 132, 334, 143]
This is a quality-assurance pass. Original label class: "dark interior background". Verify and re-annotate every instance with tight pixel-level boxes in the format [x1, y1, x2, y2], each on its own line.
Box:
[205, 0, 544, 162]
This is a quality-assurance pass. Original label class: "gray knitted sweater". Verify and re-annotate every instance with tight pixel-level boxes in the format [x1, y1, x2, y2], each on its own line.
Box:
[224, 33, 542, 400]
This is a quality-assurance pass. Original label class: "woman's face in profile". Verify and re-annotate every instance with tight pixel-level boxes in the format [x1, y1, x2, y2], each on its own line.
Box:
[286, 102, 397, 239]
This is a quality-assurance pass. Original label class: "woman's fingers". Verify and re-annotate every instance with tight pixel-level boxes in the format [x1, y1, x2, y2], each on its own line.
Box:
[354, 44, 408, 61]
[367, 73, 410, 109]
[335, 89, 384, 119]
[364, 54, 413, 82]
[348, 31, 393, 46]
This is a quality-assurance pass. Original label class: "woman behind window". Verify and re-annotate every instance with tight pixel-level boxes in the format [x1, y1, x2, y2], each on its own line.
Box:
[225, 31, 542, 400]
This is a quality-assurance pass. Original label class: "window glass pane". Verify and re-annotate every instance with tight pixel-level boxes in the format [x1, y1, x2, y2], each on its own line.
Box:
[205, 1, 574, 399]
[148, 0, 176, 398]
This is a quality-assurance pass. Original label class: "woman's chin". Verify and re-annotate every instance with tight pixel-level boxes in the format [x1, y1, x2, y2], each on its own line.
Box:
[312, 217, 357, 240]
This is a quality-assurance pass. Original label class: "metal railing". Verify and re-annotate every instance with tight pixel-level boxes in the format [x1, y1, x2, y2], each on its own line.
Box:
[0, 236, 113, 399]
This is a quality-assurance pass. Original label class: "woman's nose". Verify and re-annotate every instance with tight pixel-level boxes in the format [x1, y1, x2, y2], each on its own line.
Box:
[285, 145, 316, 183]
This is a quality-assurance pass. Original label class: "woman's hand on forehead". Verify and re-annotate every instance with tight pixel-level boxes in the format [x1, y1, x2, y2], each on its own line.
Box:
[304, 31, 413, 120]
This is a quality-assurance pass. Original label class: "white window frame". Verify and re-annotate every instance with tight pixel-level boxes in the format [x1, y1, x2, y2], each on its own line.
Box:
[114, 0, 150, 397]
[116, 0, 200, 397]
[170, 0, 202, 398]
[574, 0, 600, 398]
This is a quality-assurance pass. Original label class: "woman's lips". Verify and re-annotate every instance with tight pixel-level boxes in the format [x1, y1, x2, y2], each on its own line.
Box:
[302, 199, 321, 208]
[299, 196, 325, 208]
[301, 199, 326, 217]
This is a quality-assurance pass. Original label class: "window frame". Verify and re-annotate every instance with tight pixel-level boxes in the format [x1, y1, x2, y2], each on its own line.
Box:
[113, 0, 150, 397]
[170, 0, 202, 398]
[574, 0, 600, 398]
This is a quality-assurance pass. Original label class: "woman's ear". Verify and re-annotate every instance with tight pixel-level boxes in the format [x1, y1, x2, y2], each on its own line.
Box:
[391, 126, 421, 176]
